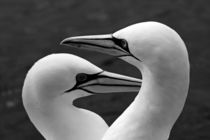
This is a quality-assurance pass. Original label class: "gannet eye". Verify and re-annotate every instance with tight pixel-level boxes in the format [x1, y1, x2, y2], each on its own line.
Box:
[76, 73, 88, 83]
[112, 37, 128, 51]
[121, 39, 128, 49]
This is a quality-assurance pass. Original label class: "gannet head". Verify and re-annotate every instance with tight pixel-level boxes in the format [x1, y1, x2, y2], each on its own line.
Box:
[23, 53, 141, 105]
[22, 54, 141, 140]
[61, 22, 189, 72]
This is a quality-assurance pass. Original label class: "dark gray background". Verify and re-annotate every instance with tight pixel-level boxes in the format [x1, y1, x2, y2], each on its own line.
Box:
[0, 0, 210, 139]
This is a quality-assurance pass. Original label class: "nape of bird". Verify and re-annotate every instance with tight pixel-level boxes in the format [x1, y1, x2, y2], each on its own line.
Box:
[61, 21, 190, 140]
[22, 54, 141, 140]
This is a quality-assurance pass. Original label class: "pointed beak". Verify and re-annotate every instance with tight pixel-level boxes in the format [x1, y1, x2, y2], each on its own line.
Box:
[60, 34, 131, 58]
[66, 70, 141, 94]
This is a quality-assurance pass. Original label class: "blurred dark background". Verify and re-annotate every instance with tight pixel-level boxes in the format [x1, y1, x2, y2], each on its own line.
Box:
[0, 0, 210, 139]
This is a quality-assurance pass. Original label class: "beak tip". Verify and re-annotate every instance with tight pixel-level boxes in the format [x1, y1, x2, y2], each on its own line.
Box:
[60, 41, 63, 45]
[60, 39, 68, 45]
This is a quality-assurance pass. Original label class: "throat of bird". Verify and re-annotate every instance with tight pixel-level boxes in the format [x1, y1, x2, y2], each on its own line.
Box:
[34, 96, 108, 140]
[30, 98, 81, 140]
[122, 62, 188, 139]
[102, 63, 189, 140]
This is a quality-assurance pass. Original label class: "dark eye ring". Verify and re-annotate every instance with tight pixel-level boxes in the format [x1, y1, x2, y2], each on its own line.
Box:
[121, 39, 127, 49]
[76, 73, 88, 82]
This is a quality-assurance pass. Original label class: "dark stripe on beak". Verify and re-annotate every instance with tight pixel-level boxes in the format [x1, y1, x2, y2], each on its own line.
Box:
[61, 34, 140, 61]
[65, 71, 141, 94]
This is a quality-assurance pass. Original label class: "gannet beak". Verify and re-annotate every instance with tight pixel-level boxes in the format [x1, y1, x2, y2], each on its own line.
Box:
[65, 70, 141, 94]
[61, 34, 135, 59]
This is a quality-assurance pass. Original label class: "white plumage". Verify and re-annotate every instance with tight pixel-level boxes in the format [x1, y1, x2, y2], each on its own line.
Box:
[62, 21, 190, 140]
[22, 53, 141, 140]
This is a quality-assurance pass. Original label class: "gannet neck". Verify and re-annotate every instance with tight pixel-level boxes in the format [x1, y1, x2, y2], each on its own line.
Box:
[133, 55, 189, 140]
[101, 60, 189, 140]
[23, 79, 108, 140]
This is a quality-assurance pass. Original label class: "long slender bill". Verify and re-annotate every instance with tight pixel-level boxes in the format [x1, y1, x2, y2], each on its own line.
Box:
[67, 70, 141, 94]
[61, 34, 129, 57]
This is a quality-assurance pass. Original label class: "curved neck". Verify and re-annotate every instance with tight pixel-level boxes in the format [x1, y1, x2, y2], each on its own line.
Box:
[102, 55, 189, 140]
[139, 60, 189, 123]
[25, 95, 108, 140]
[133, 57, 189, 139]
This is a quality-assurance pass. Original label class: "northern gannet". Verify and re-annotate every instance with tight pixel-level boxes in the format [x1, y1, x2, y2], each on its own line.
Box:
[22, 54, 141, 140]
[61, 21, 190, 140]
